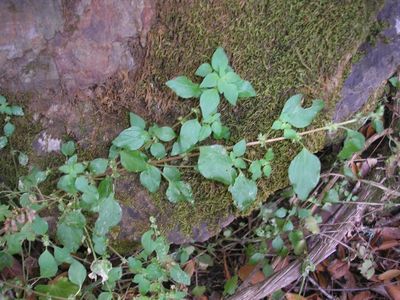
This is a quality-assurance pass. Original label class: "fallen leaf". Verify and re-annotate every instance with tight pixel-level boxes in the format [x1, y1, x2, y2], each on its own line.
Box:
[374, 240, 400, 251]
[286, 293, 306, 300]
[385, 284, 400, 300]
[327, 259, 349, 279]
[184, 259, 196, 278]
[315, 272, 328, 289]
[194, 296, 208, 300]
[352, 291, 372, 300]
[238, 264, 265, 285]
[306, 294, 323, 300]
[378, 227, 400, 241]
[378, 269, 400, 281]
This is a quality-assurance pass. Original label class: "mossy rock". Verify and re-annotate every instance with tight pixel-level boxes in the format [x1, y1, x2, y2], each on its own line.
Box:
[114, 0, 386, 247]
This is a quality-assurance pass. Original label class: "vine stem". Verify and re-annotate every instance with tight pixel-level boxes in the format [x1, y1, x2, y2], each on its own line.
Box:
[149, 118, 359, 165]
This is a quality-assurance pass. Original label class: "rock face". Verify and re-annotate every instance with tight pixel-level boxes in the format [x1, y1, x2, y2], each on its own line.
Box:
[334, 0, 400, 122]
[0, 0, 155, 150]
[1, 0, 400, 249]
[0, 0, 154, 93]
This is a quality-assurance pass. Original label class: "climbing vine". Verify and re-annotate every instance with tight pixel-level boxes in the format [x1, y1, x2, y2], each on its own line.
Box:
[0, 47, 385, 299]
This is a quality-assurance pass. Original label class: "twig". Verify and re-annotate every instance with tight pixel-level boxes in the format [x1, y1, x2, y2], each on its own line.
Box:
[307, 276, 335, 300]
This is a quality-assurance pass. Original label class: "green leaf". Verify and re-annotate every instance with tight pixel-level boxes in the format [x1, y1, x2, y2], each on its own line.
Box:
[120, 150, 148, 172]
[141, 230, 155, 255]
[272, 235, 284, 251]
[389, 76, 400, 88]
[133, 274, 151, 295]
[0, 205, 11, 222]
[54, 246, 74, 264]
[223, 275, 238, 296]
[200, 88, 220, 118]
[140, 166, 161, 193]
[129, 112, 146, 129]
[264, 148, 274, 161]
[275, 207, 287, 218]
[305, 216, 320, 234]
[372, 119, 384, 133]
[228, 173, 257, 211]
[18, 152, 29, 166]
[199, 124, 212, 141]
[200, 72, 219, 88]
[338, 129, 365, 160]
[151, 125, 176, 142]
[10, 106, 24, 116]
[32, 216, 48, 235]
[0, 136, 8, 150]
[68, 260, 87, 287]
[263, 164, 272, 177]
[262, 262, 274, 277]
[198, 145, 235, 185]
[218, 80, 238, 105]
[192, 286, 206, 297]
[283, 128, 298, 140]
[112, 126, 149, 151]
[172, 119, 202, 154]
[128, 257, 143, 273]
[94, 196, 122, 236]
[56, 210, 86, 252]
[359, 259, 375, 279]
[166, 181, 193, 204]
[195, 63, 213, 77]
[150, 142, 166, 159]
[233, 157, 247, 169]
[288, 230, 306, 255]
[39, 249, 58, 278]
[237, 80, 256, 98]
[224, 72, 241, 83]
[98, 292, 113, 300]
[3, 122, 15, 137]
[280, 94, 324, 128]
[249, 253, 265, 265]
[163, 166, 181, 181]
[61, 141, 76, 156]
[0, 95, 6, 105]
[166, 76, 201, 99]
[0, 251, 13, 271]
[35, 278, 79, 299]
[170, 264, 191, 286]
[92, 234, 107, 255]
[288, 148, 321, 200]
[89, 158, 108, 175]
[211, 47, 229, 72]
[232, 139, 246, 157]
[249, 160, 262, 180]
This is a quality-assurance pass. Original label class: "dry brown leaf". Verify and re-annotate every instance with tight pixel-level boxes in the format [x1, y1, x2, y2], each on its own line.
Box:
[184, 259, 195, 278]
[286, 293, 307, 300]
[352, 291, 372, 300]
[378, 227, 400, 241]
[238, 264, 266, 285]
[306, 294, 323, 300]
[327, 259, 349, 279]
[378, 269, 400, 281]
[374, 240, 400, 251]
[194, 296, 208, 300]
[385, 284, 400, 300]
[315, 272, 329, 289]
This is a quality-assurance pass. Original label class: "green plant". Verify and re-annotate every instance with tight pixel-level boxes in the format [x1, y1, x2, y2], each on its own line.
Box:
[0, 47, 386, 299]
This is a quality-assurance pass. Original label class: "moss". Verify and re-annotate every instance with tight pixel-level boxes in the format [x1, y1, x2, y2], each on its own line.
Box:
[118, 0, 385, 240]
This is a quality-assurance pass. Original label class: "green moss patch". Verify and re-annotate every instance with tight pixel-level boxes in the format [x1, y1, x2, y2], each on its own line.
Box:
[121, 0, 384, 239]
